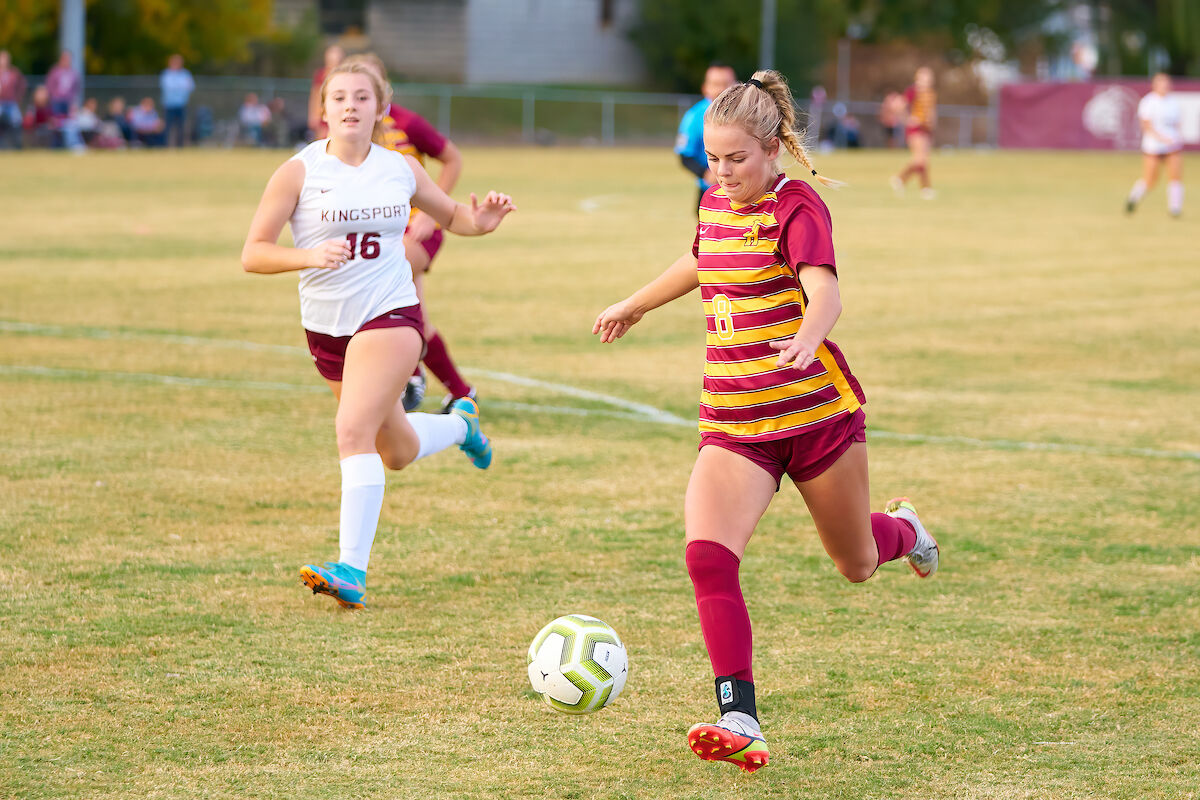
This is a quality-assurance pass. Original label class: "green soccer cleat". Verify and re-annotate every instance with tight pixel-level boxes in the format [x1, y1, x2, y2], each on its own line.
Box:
[300, 561, 367, 609]
[687, 712, 770, 773]
[450, 396, 492, 469]
[885, 497, 939, 578]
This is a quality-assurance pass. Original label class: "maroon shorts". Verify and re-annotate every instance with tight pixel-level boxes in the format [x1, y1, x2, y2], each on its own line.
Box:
[304, 305, 425, 382]
[699, 408, 867, 489]
[408, 227, 443, 269]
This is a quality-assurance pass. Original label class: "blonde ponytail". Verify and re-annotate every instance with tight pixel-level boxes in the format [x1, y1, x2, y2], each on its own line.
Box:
[705, 69, 841, 188]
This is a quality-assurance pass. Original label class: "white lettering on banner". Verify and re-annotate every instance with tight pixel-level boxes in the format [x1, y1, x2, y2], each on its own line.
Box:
[1082, 86, 1140, 148]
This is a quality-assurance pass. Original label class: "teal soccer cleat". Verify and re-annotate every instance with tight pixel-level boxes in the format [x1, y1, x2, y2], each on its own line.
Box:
[299, 561, 367, 609]
[450, 396, 492, 469]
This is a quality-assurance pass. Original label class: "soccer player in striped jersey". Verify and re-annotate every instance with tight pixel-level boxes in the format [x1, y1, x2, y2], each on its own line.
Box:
[242, 61, 514, 609]
[344, 54, 477, 413]
[890, 66, 937, 199]
[594, 69, 939, 773]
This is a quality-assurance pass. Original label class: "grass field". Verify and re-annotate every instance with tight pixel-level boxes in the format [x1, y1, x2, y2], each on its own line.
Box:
[1, 145, 1198, 800]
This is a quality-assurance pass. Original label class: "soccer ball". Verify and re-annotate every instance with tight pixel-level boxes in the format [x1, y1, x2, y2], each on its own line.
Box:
[527, 614, 628, 714]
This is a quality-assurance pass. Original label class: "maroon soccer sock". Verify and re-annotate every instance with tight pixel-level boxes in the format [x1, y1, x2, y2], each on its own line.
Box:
[871, 512, 917, 566]
[422, 331, 472, 399]
[685, 539, 753, 682]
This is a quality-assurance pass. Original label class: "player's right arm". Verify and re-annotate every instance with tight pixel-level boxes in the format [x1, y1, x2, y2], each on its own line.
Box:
[241, 160, 351, 274]
[592, 252, 699, 343]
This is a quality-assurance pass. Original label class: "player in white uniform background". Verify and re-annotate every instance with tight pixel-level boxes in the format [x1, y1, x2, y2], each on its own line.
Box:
[1125, 72, 1185, 217]
[241, 60, 515, 609]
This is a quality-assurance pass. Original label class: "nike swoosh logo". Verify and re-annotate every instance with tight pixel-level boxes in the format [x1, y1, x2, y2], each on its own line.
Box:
[320, 188, 332, 193]
[699, 226, 712, 236]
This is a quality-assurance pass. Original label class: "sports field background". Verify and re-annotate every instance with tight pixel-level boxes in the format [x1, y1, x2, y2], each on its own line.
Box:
[1, 147, 1197, 799]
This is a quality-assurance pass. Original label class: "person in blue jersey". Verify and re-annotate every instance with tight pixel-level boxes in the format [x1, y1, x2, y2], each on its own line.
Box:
[676, 63, 737, 209]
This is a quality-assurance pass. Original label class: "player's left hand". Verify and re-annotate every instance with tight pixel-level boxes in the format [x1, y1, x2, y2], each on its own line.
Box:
[470, 191, 516, 233]
[406, 210, 438, 243]
[769, 335, 820, 371]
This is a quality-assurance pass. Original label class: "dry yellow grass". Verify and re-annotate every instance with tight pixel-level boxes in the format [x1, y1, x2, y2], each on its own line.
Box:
[0, 147, 1197, 799]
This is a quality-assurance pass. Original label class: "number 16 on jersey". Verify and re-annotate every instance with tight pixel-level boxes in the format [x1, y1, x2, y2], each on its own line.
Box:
[345, 232, 381, 260]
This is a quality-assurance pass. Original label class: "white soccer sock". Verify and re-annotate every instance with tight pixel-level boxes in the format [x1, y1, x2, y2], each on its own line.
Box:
[1128, 179, 1147, 203]
[407, 412, 468, 460]
[338, 452, 385, 572]
[1168, 181, 1184, 214]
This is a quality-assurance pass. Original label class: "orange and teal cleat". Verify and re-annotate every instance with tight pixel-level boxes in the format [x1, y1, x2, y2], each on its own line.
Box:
[450, 396, 492, 469]
[300, 561, 366, 609]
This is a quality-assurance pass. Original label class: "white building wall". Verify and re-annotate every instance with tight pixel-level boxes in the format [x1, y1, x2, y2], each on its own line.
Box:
[463, 0, 645, 85]
[368, 0, 469, 82]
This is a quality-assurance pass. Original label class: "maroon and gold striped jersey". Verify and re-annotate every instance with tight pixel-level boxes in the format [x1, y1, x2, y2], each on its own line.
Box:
[692, 176, 865, 441]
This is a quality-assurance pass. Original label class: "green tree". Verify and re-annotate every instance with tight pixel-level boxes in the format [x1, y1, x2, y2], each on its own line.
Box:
[0, 0, 318, 75]
[1104, 0, 1200, 75]
[629, 0, 845, 94]
[0, 0, 59, 72]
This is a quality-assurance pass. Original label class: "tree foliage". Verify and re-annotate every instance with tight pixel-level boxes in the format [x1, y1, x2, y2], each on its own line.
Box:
[0, 0, 59, 72]
[629, 0, 845, 93]
[1105, 0, 1200, 75]
[0, 0, 318, 75]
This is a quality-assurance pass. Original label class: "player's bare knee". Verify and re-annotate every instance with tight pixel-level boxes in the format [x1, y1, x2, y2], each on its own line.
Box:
[837, 559, 877, 584]
[335, 417, 376, 455]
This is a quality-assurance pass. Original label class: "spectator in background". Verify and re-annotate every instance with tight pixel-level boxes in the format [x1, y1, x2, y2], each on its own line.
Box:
[676, 62, 737, 209]
[266, 96, 303, 148]
[307, 44, 345, 139]
[25, 85, 55, 147]
[76, 97, 100, 145]
[129, 97, 165, 147]
[106, 96, 133, 144]
[160, 53, 195, 147]
[45, 50, 81, 116]
[237, 92, 271, 146]
[0, 50, 28, 149]
[878, 91, 904, 148]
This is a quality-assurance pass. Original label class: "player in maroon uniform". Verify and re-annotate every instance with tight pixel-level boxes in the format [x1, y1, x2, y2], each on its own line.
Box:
[890, 66, 937, 199]
[594, 70, 940, 773]
[307, 45, 344, 140]
[347, 54, 476, 413]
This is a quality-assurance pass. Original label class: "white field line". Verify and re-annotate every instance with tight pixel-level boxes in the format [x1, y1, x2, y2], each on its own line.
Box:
[3, 320, 1198, 462]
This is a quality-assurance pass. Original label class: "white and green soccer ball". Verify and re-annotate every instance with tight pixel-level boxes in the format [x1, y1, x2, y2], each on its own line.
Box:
[527, 614, 628, 714]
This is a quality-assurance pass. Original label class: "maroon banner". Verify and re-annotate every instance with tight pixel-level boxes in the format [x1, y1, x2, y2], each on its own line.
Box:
[999, 80, 1200, 151]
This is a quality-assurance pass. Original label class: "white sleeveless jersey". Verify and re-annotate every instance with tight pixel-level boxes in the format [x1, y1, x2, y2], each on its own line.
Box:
[1138, 92, 1182, 155]
[289, 140, 419, 336]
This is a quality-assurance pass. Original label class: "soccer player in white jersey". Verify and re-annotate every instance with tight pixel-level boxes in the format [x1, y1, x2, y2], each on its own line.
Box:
[1126, 73, 1185, 218]
[241, 61, 515, 609]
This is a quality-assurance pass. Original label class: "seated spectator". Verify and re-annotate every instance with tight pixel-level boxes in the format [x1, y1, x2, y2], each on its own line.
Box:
[76, 97, 100, 145]
[129, 96, 164, 147]
[265, 96, 306, 148]
[879, 91, 905, 148]
[237, 92, 271, 146]
[24, 85, 55, 147]
[106, 96, 133, 144]
[0, 50, 27, 149]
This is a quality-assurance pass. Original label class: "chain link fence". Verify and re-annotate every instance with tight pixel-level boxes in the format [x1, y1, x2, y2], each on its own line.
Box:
[60, 76, 996, 149]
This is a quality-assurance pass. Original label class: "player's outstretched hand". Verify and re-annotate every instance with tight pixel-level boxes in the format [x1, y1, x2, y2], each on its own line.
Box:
[769, 335, 819, 370]
[310, 238, 352, 270]
[592, 300, 644, 344]
[470, 191, 516, 233]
